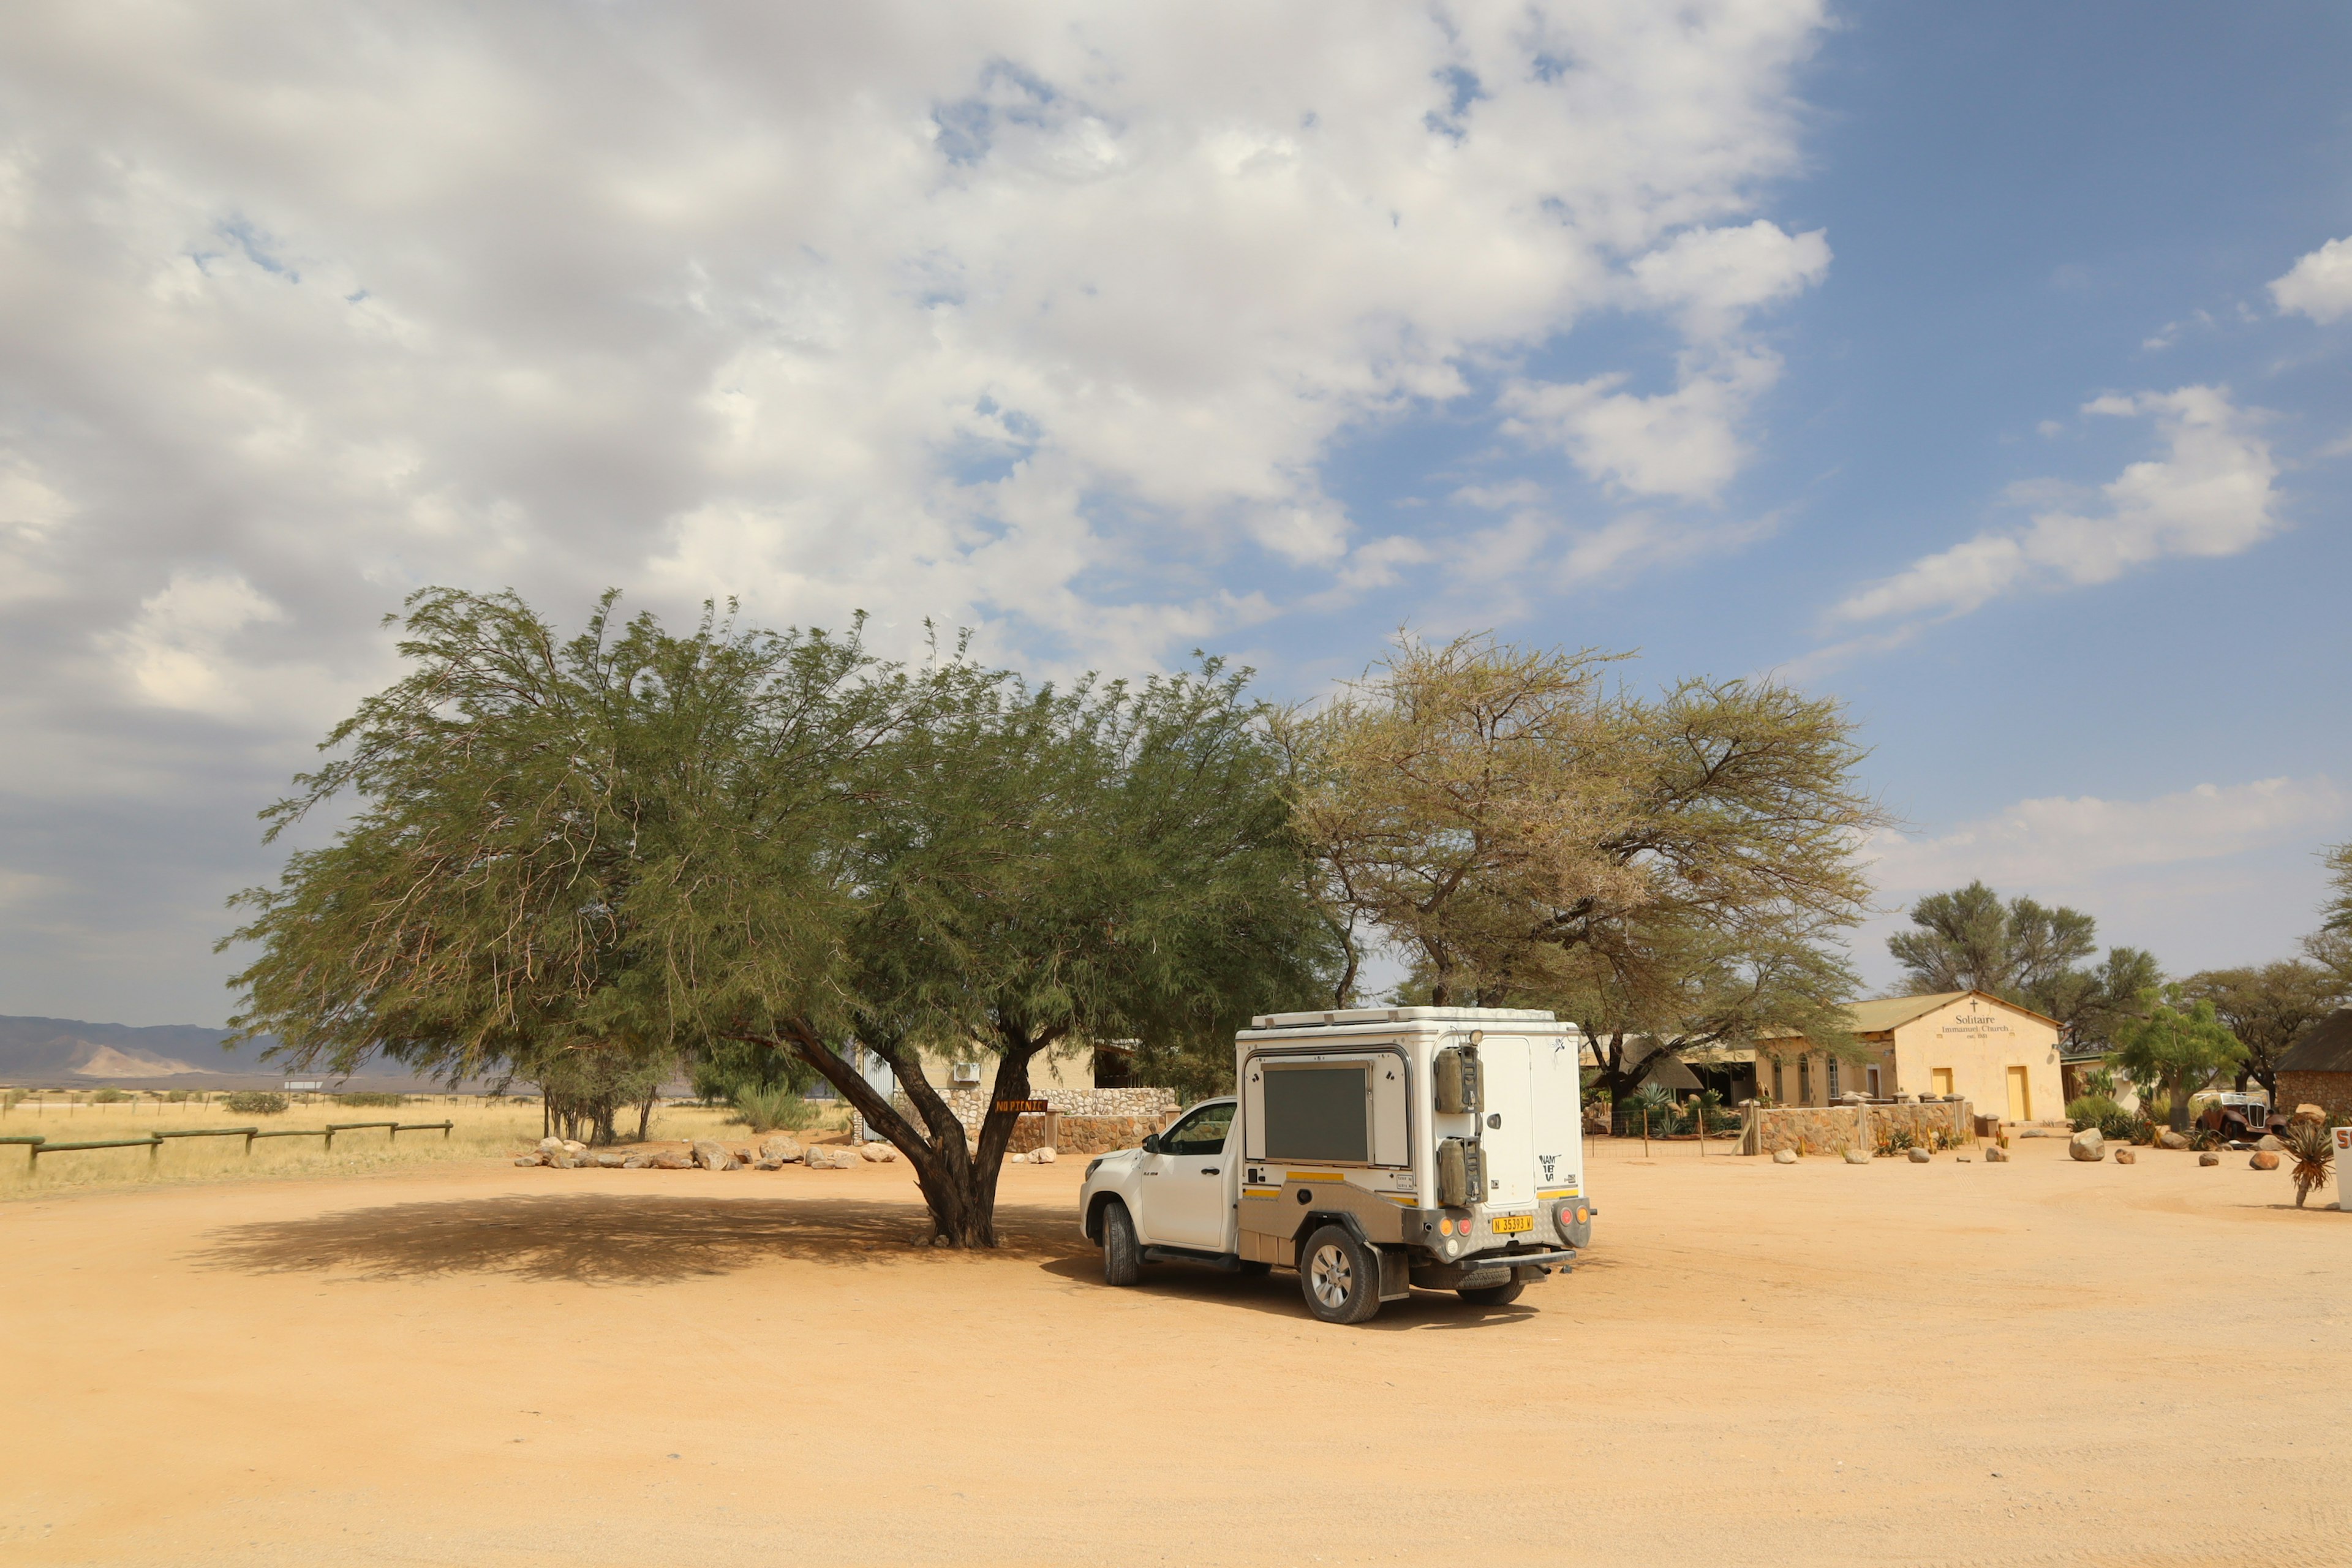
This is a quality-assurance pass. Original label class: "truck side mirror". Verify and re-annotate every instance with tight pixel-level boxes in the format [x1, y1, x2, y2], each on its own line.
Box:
[1141, 1133, 1161, 1154]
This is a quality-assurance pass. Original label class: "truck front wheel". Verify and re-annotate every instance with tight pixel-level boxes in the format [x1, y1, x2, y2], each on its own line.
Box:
[1101, 1200, 1140, 1287]
[1299, 1224, 1382, 1325]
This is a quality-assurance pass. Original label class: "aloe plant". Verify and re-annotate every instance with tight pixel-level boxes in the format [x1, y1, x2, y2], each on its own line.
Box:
[2278, 1120, 2335, 1209]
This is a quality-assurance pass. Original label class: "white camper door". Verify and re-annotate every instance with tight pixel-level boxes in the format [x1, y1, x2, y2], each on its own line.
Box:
[1480, 1036, 1536, 1208]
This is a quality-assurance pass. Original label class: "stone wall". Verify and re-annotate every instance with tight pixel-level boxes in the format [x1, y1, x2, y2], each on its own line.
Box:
[1740, 1098, 1973, 1156]
[2278, 1071, 2352, 1128]
[853, 1085, 1180, 1147]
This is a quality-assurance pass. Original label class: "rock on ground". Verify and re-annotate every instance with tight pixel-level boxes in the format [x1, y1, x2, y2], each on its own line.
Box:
[1907, 1147, 1932, 1164]
[2157, 1131, 2192, 1150]
[2293, 1104, 2328, 1124]
[537, 1137, 565, 1154]
[512, 1156, 538, 1166]
[2199, 1152, 2221, 1167]
[1772, 1148, 1798, 1165]
[690, 1139, 739, 1171]
[858, 1142, 897, 1163]
[805, 1145, 861, 1170]
[594, 1152, 626, 1168]
[2070, 1129, 2105, 1163]
[1029, 1146, 1057, 1164]
[1985, 1145, 2009, 1163]
[2250, 1151, 2281, 1170]
[622, 1153, 652, 1169]
[1843, 1149, 1869, 1164]
[2114, 1148, 2137, 1164]
[650, 1151, 692, 1170]
[758, 1135, 804, 1163]
[2257, 1134, 2285, 1152]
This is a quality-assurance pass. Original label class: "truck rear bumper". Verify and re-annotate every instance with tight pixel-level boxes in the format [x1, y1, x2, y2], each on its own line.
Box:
[1409, 1246, 1577, 1290]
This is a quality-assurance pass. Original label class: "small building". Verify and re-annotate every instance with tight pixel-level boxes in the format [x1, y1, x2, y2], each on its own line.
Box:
[2277, 1008, 2352, 1126]
[1752, 990, 2065, 1122]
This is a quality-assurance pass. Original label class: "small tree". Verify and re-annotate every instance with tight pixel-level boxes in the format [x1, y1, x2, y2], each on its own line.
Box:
[2109, 997, 2246, 1133]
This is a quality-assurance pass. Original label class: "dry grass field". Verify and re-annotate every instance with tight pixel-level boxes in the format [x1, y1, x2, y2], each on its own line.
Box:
[2, 1130, 2348, 1567]
[0, 1096, 848, 1199]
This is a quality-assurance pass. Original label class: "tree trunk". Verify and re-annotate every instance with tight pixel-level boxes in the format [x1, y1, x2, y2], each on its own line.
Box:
[2168, 1071, 2190, 1134]
[754, 1019, 1046, 1248]
[635, 1085, 656, 1143]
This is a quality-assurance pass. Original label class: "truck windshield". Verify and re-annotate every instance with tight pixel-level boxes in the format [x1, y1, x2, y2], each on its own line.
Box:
[1163, 1104, 1235, 1156]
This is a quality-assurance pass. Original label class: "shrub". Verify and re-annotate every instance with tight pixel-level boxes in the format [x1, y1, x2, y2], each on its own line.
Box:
[334, 1091, 407, 1108]
[1875, 1124, 1917, 1157]
[164, 1089, 191, 1103]
[729, 1083, 818, 1134]
[224, 1091, 289, 1116]
[2067, 1095, 2122, 1132]
[90, 1087, 130, 1104]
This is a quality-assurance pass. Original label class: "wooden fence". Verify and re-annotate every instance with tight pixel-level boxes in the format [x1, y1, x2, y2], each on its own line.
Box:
[4, 1121, 452, 1167]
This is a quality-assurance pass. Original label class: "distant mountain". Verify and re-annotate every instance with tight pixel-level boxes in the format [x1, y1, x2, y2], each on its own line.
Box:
[0, 1016, 456, 1090]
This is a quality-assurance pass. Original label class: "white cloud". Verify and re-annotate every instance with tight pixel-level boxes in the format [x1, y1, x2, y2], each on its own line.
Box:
[1627, 219, 1830, 340]
[107, 570, 287, 717]
[1497, 219, 1826, 502]
[1865, 776, 2348, 897]
[0, 0, 1838, 1019]
[1500, 346, 1784, 502]
[2271, 235, 2352, 323]
[0, 2, 1832, 677]
[1831, 385, 2277, 624]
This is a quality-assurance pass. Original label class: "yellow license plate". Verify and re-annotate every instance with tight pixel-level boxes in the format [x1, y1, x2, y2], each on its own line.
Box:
[1491, 1214, 1533, 1234]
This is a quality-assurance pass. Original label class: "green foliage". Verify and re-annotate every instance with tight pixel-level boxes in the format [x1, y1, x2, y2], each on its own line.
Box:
[1279, 632, 1887, 1018]
[2111, 997, 2247, 1133]
[728, 1082, 818, 1133]
[89, 1087, 130, 1103]
[2066, 1095, 2122, 1132]
[692, 1038, 818, 1103]
[224, 1091, 288, 1115]
[163, 1090, 192, 1103]
[2174, 960, 2346, 1097]
[1619, 1084, 1677, 1134]
[2321, 840, 2352, 935]
[221, 587, 1335, 1243]
[334, 1091, 407, 1107]
[2066, 1095, 2145, 1141]
[1875, 1123, 1917, 1156]
[1891, 881, 2094, 997]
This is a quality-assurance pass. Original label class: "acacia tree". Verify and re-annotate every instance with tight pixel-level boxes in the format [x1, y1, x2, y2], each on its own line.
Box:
[1277, 633, 1886, 1072]
[728, 658, 1333, 1246]
[221, 589, 875, 1140]
[1547, 911, 1864, 1114]
[1888, 882, 2158, 1047]
[2173, 960, 2346, 1101]
[227, 589, 1329, 1246]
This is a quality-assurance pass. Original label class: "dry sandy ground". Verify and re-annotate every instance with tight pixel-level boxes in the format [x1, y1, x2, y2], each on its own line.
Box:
[4, 1136, 2348, 1567]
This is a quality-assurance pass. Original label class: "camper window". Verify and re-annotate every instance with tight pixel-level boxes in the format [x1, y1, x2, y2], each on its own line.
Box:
[1262, 1064, 1371, 1164]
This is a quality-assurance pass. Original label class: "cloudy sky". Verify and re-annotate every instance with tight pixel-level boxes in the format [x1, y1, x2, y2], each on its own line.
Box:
[3, 1, 2348, 1027]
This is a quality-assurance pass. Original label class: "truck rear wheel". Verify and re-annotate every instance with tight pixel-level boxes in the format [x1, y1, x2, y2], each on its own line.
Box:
[1457, 1277, 1524, 1307]
[1299, 1224, 1381, 1325]
[1101, 1200, 1140, 1287]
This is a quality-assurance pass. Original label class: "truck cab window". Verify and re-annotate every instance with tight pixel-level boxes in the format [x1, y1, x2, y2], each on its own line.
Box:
[1161, 1103, 1235, 1156]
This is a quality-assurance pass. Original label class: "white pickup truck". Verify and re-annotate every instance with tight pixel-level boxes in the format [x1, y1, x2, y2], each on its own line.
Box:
[1077, 1006, 1594, 1324]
